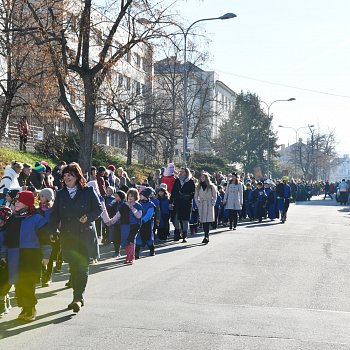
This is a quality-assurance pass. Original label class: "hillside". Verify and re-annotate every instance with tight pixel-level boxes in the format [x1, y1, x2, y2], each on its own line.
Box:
[0, 147, 153, 182]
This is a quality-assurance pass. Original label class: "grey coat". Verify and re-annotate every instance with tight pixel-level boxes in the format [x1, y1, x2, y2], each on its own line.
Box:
[223, 182, 243, 210]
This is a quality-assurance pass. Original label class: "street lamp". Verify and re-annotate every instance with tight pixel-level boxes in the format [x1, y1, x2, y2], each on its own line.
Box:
[181, 13, 237, 166]
[261, 98, 296, 177]
[278, 124, 315, 177]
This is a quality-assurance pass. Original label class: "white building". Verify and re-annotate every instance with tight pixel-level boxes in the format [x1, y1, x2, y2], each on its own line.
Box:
[329, 155, 350, 182]
[154, 57, 236, 156]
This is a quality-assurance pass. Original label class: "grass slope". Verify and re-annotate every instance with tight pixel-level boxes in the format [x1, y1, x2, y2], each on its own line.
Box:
[0, 148, 57, 176]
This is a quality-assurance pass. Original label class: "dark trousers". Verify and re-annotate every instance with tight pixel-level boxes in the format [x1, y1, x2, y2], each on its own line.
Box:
[324, 191, 333, 200]
[0, 262, 11, 296]
[113, 225, 121, 255]
[69, 260, 89, 301]
[42, 239, 62, 281]
[228, 209, 239, 228]
[15, 279, 37, 309]
[19, 135, 27, 151]
[203, 222, 210, 238]
[212, 207, 219, 229]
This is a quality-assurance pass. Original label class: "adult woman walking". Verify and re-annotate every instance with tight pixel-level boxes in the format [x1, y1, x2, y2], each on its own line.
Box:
[49, 163, 102, 313]
[194, 173, 217, 244]
[170, 167, 195, 242]
[223, 173, 243, 230]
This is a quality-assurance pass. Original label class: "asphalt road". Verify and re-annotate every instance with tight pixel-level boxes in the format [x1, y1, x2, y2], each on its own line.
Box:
[1, 196, 350, 349]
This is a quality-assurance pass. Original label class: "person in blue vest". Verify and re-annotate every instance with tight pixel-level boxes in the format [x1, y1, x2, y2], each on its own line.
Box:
[150, 189, 160, 241]
[49, 163, 103, 313]
[212, 187, 222, 229]
[156, 184, 170, 241]
[0, 206, 12, 317]
[107, 190, 126, 257]
[276, 176, 292, 223]
[136, 187, 156, 259]
[38, 188, 57, 287]
[108, 188, 142, 264]
[253, 182, 267, 222]
[264, 181, 277, 221]
[244, 182, 254, 221]
[0, 191, 51, 321]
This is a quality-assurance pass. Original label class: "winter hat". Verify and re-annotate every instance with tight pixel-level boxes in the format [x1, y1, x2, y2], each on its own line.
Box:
[16, 190, 35, 208]
[159, 183, 167, 191]
[140, 187, 155, 199]
[106, 186, 115, 194]
[108, 165, 116, 172]
[41, 161, 49, 167]
[115, 190, 126, 201]
[163, 163, 175, 177]
[281, 176, 289, 182]
[39, 188, 55, 202]
[33, 161, 46, 173]
[0, 205, 12, 222]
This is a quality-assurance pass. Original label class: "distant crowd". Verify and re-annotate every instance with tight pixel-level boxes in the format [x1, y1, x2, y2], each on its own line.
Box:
[0, 158, 345, 322]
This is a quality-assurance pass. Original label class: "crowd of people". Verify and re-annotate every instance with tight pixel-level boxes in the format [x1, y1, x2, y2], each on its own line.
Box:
[0, 158, 344, 323]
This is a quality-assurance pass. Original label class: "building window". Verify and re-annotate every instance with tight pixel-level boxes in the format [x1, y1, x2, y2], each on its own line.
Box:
[118, 74, 123, 88]
[136, 111, 141, 124]
[136, 82, 141, 95]
[126, 77, 131, 91]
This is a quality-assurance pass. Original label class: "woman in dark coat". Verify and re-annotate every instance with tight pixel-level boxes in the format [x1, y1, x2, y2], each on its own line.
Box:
[49, 163, 102, 313]
[170, 167, 195, 243]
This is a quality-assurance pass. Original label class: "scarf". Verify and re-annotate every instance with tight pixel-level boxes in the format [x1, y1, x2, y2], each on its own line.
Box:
[67, 186, 78, 199]
[200, 182, 207, 191]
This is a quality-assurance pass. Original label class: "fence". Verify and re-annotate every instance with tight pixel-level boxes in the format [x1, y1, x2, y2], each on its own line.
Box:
[0, 121, 44, 151]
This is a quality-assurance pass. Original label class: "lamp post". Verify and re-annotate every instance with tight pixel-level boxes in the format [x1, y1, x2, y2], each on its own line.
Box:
[261, 98, 296, 177]
[278, 124, 314, 177]
[181, 13, 237, 166]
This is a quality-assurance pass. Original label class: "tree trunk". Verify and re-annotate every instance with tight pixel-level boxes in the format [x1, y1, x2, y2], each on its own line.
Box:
[0, 94, 14, 141]
[79, 76, 96, 172]
[126, 135, 133, 165]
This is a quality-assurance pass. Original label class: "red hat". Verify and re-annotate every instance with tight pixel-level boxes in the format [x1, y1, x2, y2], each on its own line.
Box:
[16, 191, 35, 208]
[108, 165, 116, 172]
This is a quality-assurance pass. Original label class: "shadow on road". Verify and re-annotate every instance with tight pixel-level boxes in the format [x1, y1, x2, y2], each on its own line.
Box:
[0, 308, 72, 339]
[294, 197, 339, 207]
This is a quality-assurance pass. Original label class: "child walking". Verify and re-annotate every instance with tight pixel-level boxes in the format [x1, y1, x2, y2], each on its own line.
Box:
[108, 188, 142, 264]
[156, 184, 170, 241]
[0, 191, 51, 321]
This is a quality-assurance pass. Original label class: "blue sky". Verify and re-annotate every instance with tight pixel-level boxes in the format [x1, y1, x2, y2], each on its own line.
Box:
[171, 0, 350, 155]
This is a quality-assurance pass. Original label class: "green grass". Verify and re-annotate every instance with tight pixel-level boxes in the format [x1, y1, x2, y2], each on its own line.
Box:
[0, 148, 57, 176]
[0, 147, 154, 182]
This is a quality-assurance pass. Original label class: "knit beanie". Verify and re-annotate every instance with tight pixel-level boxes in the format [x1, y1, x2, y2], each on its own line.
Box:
[33, 162, 46, 173]
[140, 187, 155, 199]
[159, 183, 167, 191]
[39, 188, 55, 202]
[16, 190, 35, 208]
[108, 165, 116, 172]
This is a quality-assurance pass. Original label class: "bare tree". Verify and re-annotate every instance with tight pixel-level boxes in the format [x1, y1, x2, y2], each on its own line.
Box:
[295, 127, 337, 180]
[16, 0, 175, 170]
[0, 0, 44, 140]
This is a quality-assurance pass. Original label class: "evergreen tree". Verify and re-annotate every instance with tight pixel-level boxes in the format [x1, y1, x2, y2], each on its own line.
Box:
[214, 91, 279, 175]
